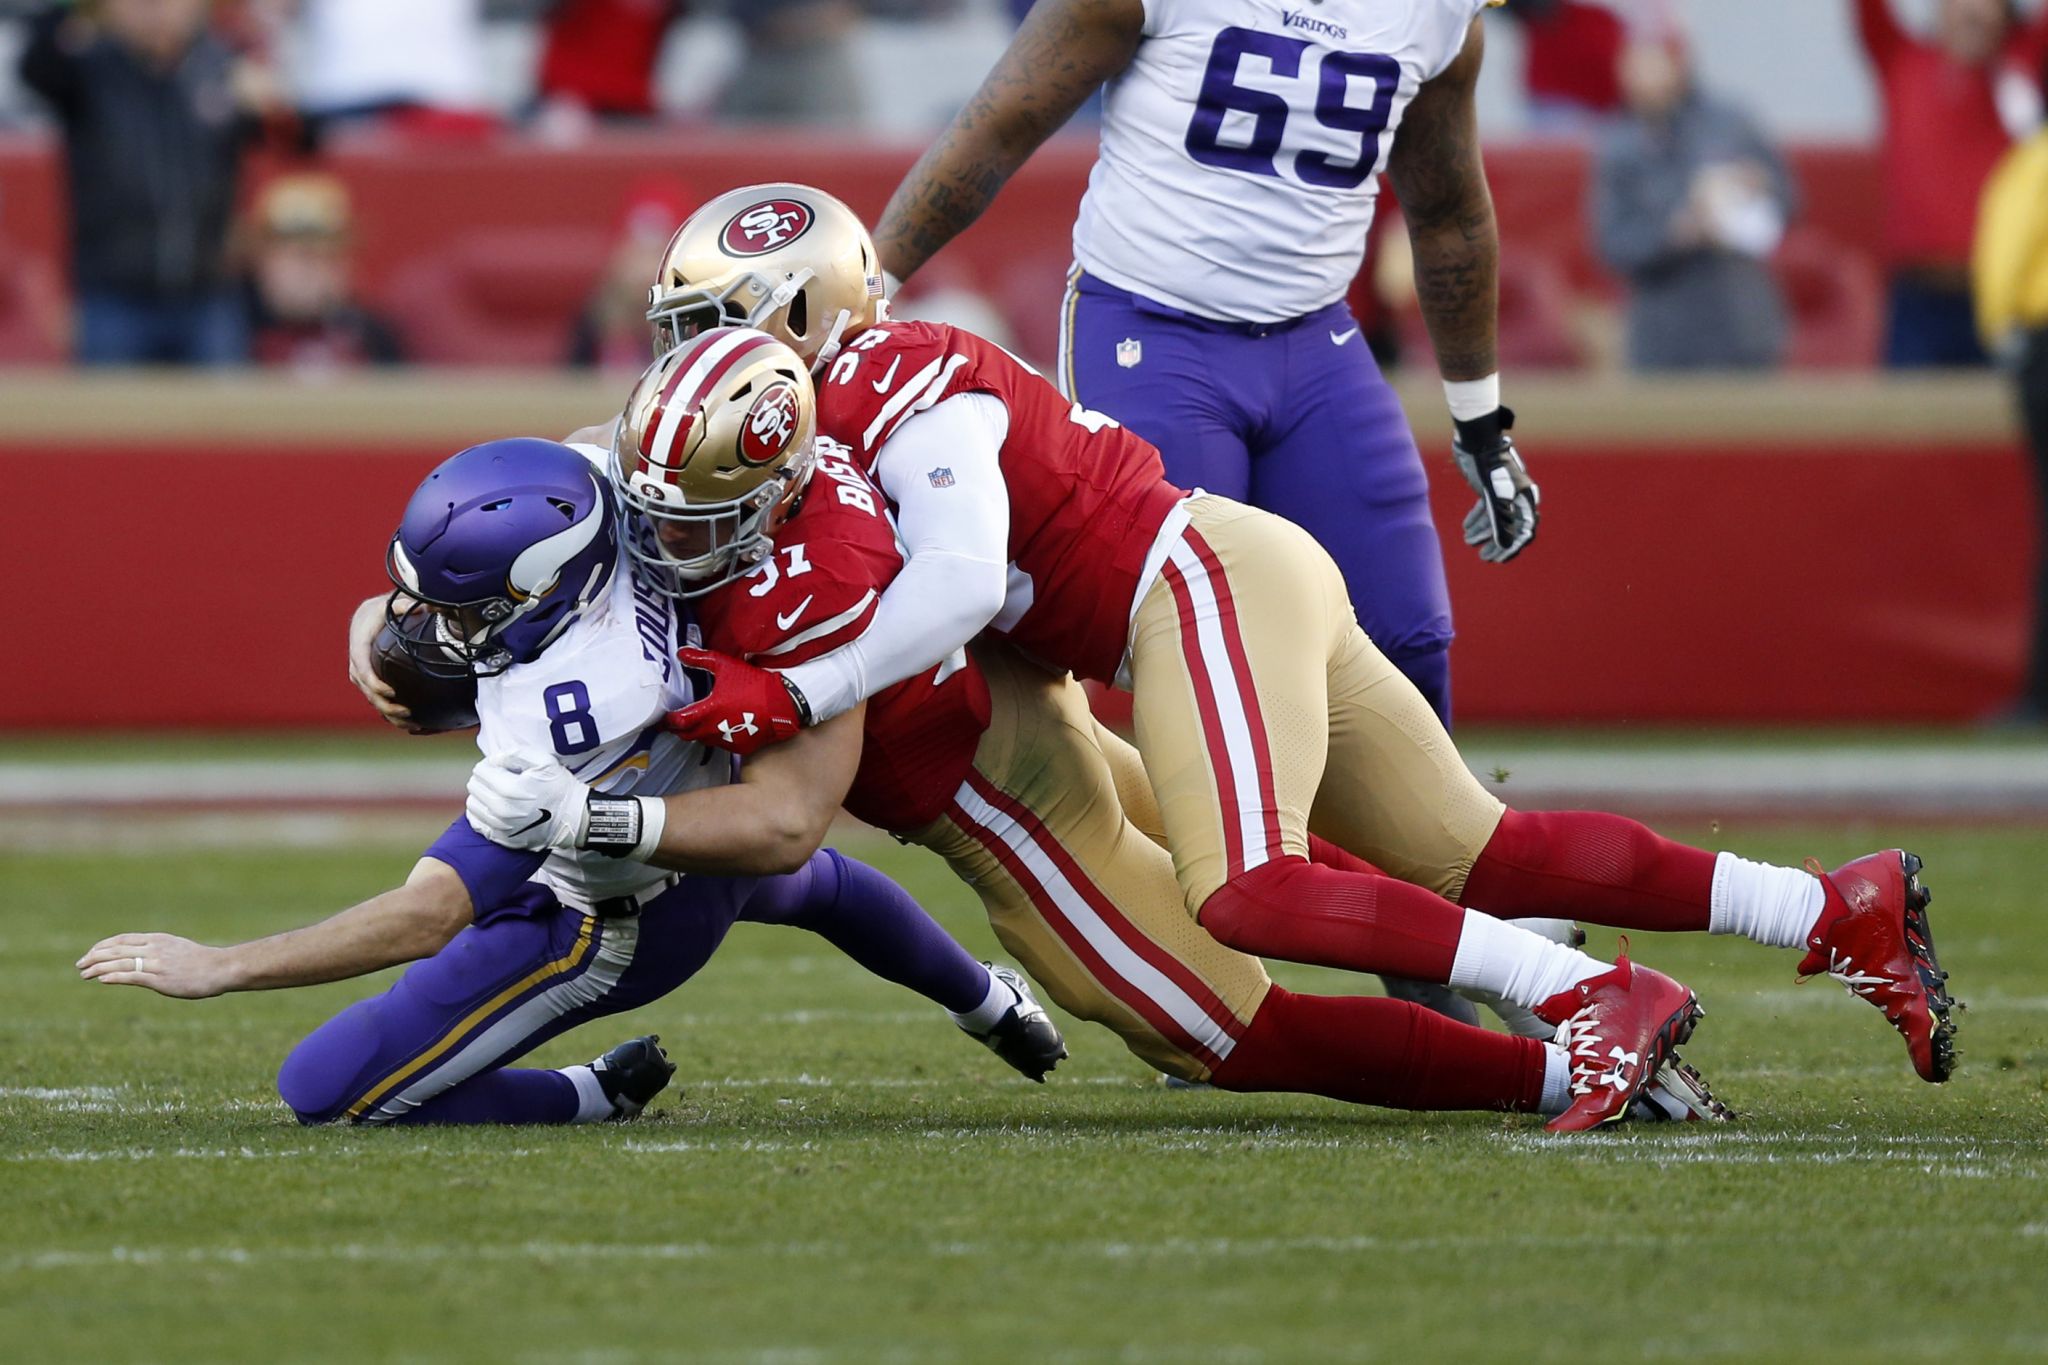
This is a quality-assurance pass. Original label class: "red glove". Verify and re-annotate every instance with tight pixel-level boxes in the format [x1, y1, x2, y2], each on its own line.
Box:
[664, 646, 807, 756]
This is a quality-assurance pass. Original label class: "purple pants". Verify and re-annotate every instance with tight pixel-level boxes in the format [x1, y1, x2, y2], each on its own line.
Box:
[277, 848, 985, 1126]
[1062, 272, 1457, 724]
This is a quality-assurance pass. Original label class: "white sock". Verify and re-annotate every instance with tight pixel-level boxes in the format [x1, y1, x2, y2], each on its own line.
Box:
[1447, 910, 1608, 1010]
[561, 1064, 612, 1124]
[947, 966, 1013, 1033]
[1708, 852, 1826, 949]
[1538, 1042, 1572, 1116]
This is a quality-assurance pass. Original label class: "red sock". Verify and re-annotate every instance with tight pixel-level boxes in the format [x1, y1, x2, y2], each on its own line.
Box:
[1210, 985, 1546, 1112]
[1463, 809, 1717, 932]
[1198, 856, 1465, 982]
[1308, 833, 1385, 877]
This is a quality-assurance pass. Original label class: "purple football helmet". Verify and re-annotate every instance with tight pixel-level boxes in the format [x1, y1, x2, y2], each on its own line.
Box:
[385, 439, 618, 676]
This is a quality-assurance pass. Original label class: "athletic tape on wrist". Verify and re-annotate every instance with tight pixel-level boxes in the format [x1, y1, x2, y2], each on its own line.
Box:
[1444, 374, 1501, 422]
[631, 795, 667, 861]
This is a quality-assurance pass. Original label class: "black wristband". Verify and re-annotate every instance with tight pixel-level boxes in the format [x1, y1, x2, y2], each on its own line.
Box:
[782, 675, 814, 728]
[1453, 404, 1516, 453]
[583, 797, 644, 858]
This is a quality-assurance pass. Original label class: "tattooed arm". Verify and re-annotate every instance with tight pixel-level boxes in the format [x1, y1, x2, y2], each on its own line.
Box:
[1386, 20, 1497, 383]
[1390, 21, 1538, 565]
[874, 0, 1144, 283]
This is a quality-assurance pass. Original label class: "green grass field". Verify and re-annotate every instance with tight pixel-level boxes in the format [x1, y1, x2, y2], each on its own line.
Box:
[5, 820, 2047, 1364]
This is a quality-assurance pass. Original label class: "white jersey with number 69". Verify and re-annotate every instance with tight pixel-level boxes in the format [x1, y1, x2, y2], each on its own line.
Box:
[1072, 0, 1493, 324]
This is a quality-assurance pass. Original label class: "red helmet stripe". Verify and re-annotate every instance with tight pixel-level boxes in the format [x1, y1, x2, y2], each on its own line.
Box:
[639, 329, 789, 472]
[642, 342, 713, 463]
[681, 329, 782, 412]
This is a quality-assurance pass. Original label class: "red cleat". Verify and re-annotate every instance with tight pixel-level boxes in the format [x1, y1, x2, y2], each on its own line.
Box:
[1533, 949, 1704, 1133]
[1799, 850, 1956, 1083]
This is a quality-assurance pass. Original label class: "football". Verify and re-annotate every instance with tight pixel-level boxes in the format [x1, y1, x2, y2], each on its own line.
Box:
[372, 614, 480, 733]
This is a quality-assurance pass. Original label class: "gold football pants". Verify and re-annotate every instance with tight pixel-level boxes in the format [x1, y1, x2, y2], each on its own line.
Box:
[908, 644, 1271, 1082]
[1124, 495, 1506, 911]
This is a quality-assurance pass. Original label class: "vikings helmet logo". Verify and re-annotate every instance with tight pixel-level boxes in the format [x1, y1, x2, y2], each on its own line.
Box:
[721, 200, 814, 257]
[737, 380, 801, 466]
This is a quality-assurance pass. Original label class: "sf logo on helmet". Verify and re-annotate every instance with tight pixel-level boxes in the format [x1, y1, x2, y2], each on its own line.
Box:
[738, 380, 801, 466]
[721, 200, 814, 257]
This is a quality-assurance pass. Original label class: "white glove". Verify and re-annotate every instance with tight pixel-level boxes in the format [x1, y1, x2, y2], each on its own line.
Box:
[465, 752, 591, 852]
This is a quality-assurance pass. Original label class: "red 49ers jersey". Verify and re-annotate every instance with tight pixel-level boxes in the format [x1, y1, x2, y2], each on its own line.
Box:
[815, 320, 1185, 683]
[692, 444, 991, 833]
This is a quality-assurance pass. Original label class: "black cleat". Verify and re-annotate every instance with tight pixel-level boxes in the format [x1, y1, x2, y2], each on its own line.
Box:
[956, 964, 1068, 1082]
[590, 1034, 677, 1120]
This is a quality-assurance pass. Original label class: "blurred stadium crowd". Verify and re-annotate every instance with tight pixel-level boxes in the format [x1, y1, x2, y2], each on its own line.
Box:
[0, 0, 2040, 379]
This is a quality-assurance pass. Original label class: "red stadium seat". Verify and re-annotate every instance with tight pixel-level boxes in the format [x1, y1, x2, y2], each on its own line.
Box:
[990, 249, 1086, 369]
[1775, 227, 1883, 371]
[376, 226, 612, 366]
[1396, 248, 1586, 371]
[0, 233, 66, 364]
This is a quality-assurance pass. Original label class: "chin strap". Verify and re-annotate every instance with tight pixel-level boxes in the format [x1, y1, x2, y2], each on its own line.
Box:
[810, 307, 856, 373]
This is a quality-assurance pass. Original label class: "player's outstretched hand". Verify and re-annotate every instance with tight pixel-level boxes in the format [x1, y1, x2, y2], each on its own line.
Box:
[347, 592, 415, 728]
[466, 752, 590, 852]
[1451, 407, 1540, 564]
[664, 647, 805, 757]
[77, 933, 235, 999]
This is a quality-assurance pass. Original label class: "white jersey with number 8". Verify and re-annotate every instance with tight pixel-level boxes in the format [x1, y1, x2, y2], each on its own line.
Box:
[470, 444, 732, 910]
[1072, 0, 1491, 324]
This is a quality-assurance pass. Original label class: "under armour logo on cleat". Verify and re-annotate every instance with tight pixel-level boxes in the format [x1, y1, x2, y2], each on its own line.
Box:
[1600, 1047, 1641, 1089]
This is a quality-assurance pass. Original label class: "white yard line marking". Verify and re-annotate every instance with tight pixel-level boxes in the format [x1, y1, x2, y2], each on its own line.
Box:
[0, 811, 450, 853]
[691, 1074, 1139, 1089]
[1494, 1129, 2043, 1149]
[12, 1224, 2045, 1278]
[0, 1074, 1147, 1131]
[0, 759, 471, 805]
[5, 1147, 337, 1164]
[1489, 1128, 2048, 1178]
[7, 744, 2047, 816]
[0, 1091, 288, 1117]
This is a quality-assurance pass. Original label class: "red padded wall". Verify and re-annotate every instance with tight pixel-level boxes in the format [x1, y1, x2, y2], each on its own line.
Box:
[1, 436, 2028, 728]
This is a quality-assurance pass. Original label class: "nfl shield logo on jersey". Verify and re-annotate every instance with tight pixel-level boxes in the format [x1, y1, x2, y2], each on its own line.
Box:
[1115, 337, 1143, 369]
[928, 467, 955, 488]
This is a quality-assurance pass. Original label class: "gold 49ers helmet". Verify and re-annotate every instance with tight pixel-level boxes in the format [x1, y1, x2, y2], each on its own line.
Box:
[611, 327, 819, 598]
[646, 182, 885, 365]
